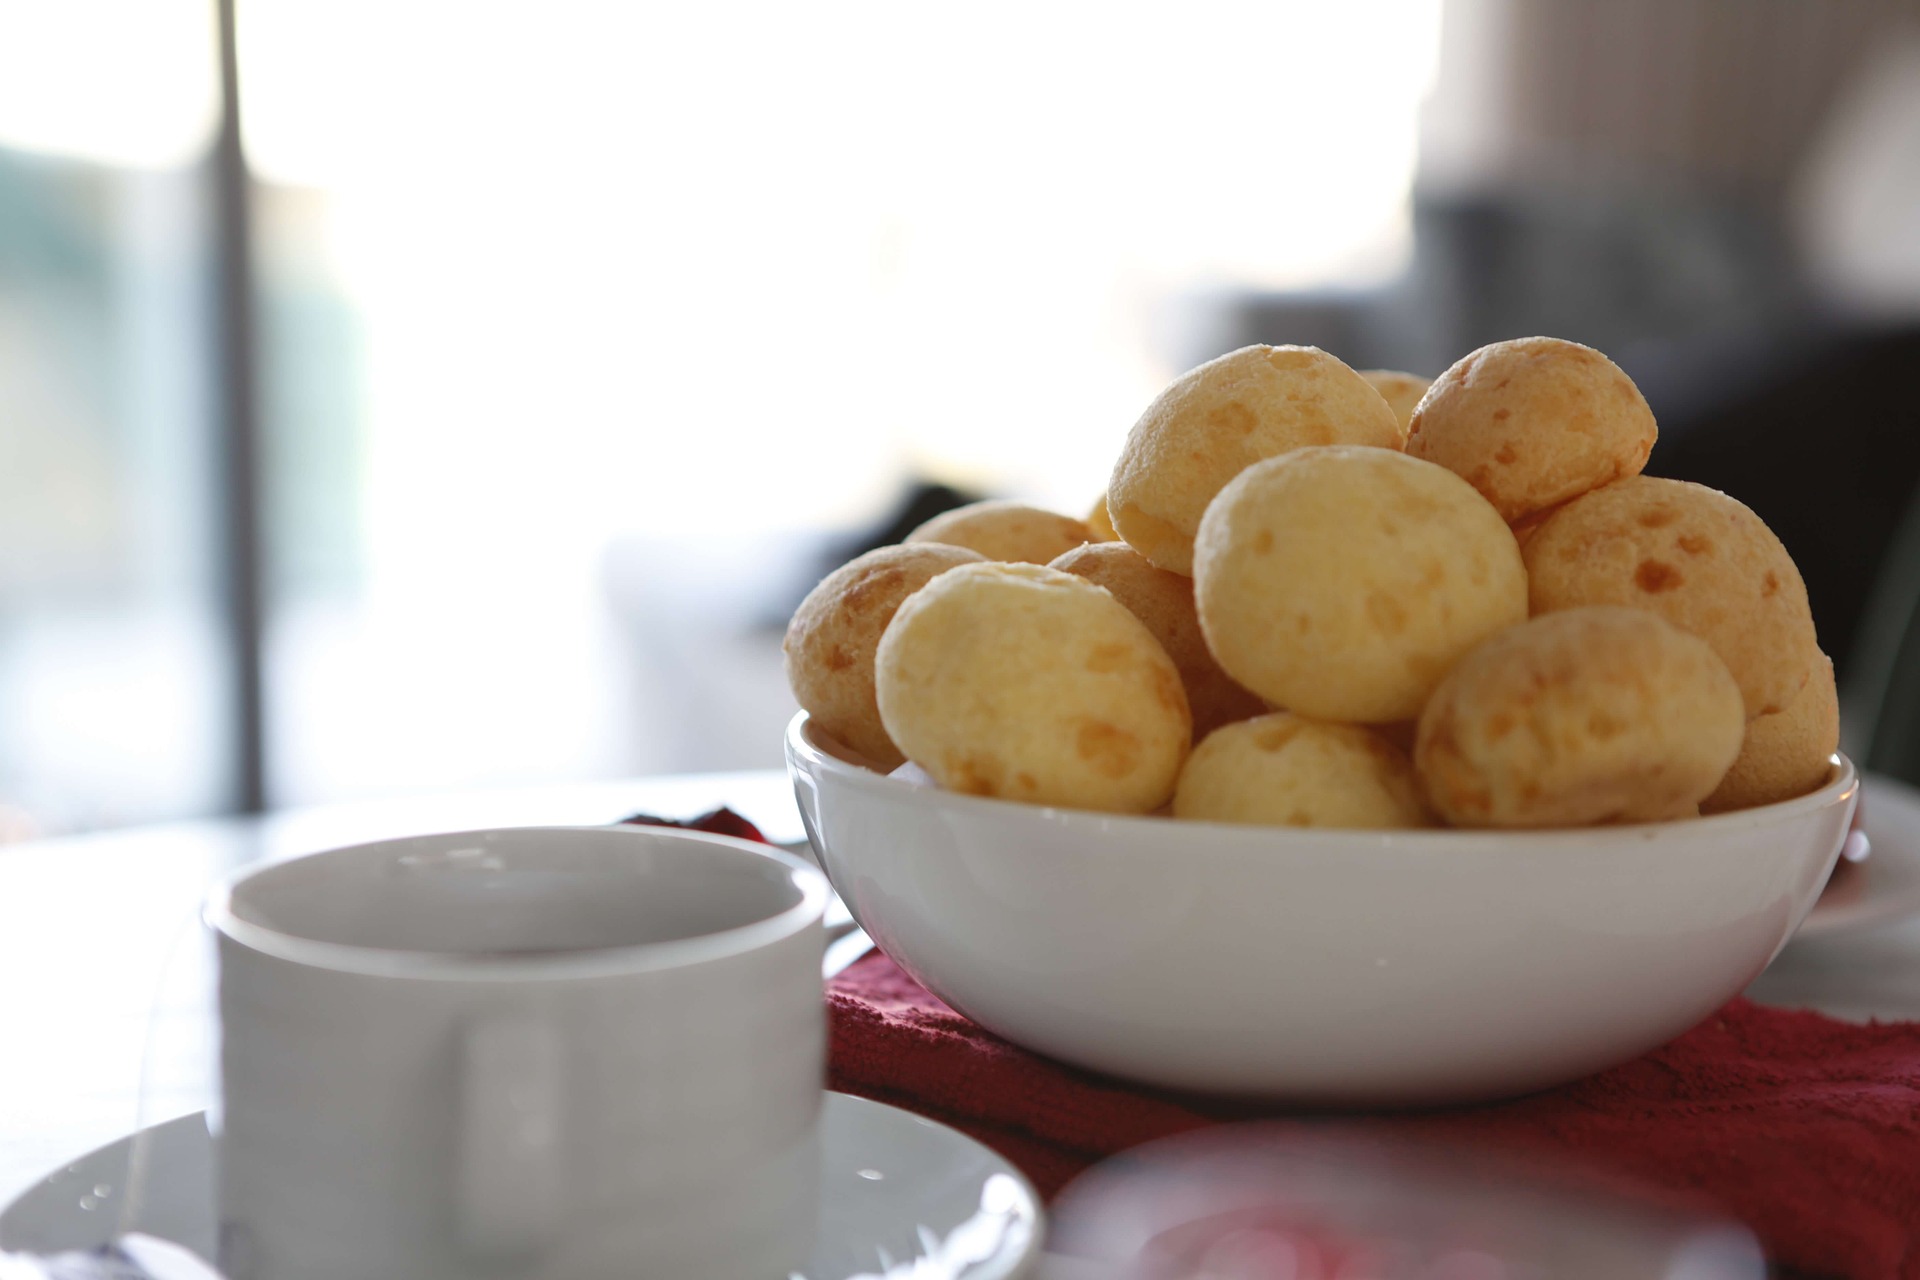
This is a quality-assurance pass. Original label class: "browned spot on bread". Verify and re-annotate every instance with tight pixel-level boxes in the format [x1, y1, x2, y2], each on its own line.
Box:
[1366, 591, 1409, 635]
[1207, 401, 1257, 436]
[1492, 409, 1511, 423]
[1360, 734, 1401, 764]
[1520, 781, 1541, 802]
[1014, 771, 1038, 792]
[1453, 786, 1493, 818]
[1255, 720, 1304, 752]
[1587, 711, 1624, 741]
[1151, 665, 1187, 717]
[1295, 614, 1312, 634]
[1085, 642, 1131, 674]
[824, 645, 854, 672]
[947, 753, 1003, 796]
[1762, 572, 1780, 597]
[844, 567, 904, 612]
[1677, 534, 1711, 556]
[1286, 808, 1312, 825]
[1421, 719, 1459, 761]
[1487, 711, 1515, 741]
[1638, 508, 1678, 529]
[1254, 529, 1274, 554]
[1493, 442, 1517, 462]
[1635, 560, 1683, 593]
[1077, 720, 1141, 778]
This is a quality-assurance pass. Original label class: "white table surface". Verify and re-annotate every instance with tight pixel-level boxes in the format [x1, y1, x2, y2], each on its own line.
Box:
[3, 769, 1917, 1273]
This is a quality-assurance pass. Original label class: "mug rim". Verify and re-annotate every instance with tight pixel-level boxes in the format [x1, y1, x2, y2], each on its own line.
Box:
[205, 825, 829, 982]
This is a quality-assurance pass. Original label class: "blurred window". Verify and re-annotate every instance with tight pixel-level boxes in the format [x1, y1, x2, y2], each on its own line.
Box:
[0, 0, 225, 833]
[0, 0, 1444, 828]
[239, 0, 1442, 804]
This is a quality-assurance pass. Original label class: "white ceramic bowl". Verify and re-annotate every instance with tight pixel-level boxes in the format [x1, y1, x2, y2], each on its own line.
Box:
[787, 712, 1857, 1105]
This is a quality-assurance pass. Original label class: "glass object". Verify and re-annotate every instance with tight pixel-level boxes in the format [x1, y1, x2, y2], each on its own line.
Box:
[1051, 1127, 1765, 1280]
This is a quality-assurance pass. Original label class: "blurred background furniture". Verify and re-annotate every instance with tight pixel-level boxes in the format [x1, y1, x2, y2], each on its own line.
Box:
[1843, 481, 1920, 784]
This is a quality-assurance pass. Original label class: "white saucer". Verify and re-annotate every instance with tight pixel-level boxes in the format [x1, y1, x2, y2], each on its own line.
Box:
[0, 1093, 1042, 1280]
[1797, 771, 1920, 938]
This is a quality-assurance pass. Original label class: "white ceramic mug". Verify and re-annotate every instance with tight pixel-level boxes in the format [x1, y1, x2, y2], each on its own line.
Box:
[206, 825, 828, 1280]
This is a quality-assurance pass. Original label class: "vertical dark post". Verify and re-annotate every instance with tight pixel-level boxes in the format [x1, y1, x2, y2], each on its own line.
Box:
[212, 0, 267, 813]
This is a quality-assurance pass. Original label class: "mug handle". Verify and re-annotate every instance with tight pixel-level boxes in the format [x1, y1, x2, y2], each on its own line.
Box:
[456, 1015, 564, 1264]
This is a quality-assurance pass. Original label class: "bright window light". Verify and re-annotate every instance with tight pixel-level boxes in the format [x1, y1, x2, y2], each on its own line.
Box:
[0, 0, 216, 169]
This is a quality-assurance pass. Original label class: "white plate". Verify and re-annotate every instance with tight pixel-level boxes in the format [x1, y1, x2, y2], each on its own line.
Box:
[1798, 771, 1920, 938]
[0, 1093, 1042, 1280]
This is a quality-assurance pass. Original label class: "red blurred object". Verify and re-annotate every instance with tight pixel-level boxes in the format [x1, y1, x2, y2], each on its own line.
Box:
[1051, 1129, 1766, 1279]
[617, 806, 768, 843]
[828, 951, 1920, 1278]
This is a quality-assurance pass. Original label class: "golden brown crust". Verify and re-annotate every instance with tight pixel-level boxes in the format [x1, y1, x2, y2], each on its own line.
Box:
[1193, 446, 1527, 723]
[1050, 542, 1266, 738]
[1701, 651, 1839, 813]
[1109, 346, 1404, 575]
[1406, 337, 1657, 524]
[1360, 369, 1432, 432]
[1523, 475, 1817, 718]
[1414, 608, 1745, 827]
[783, 543, 986, 768]
[906, 500, 1094, 564]
[1174, 713, 1430, 828]
[875, 562, 1191, 813]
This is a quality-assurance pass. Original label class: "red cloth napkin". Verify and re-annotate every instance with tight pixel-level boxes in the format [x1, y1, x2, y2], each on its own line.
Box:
[829, 950, 1920, 1280]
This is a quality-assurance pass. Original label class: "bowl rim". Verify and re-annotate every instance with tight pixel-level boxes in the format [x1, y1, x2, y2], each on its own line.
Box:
[786, 711, 1858, 848]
